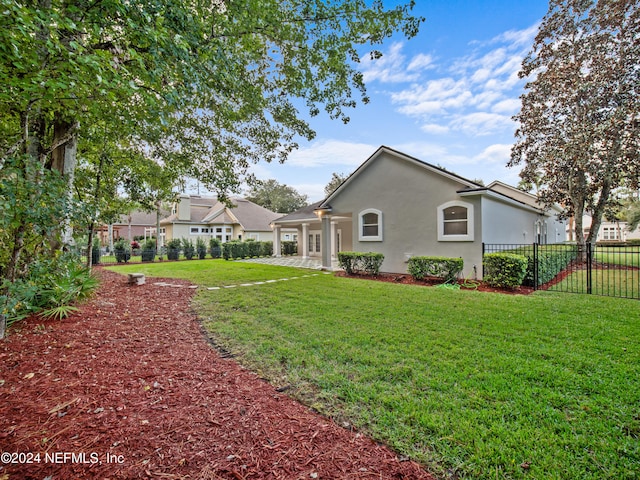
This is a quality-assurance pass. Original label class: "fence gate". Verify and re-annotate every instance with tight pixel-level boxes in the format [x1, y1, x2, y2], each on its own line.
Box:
[482, 243, 640, 300]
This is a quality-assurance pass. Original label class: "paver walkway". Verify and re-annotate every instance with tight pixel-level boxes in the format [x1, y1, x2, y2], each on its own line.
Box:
[236, 256, 325, 269]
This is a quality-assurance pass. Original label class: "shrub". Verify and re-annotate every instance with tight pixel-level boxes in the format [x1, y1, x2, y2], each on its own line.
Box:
[261, 241, 273, 257]
[209, 238, 222, 258]
[407, 256, 463, 283]
[91, 239, 101, 265]
[196, 238, 207, 259]
[182, 238, 195, 260]
[483, 253, 528, 289]
[141, 239, 156, 262]
[114, 239, 131, 263]
[282, 241, 298, 256]
[246, 239, 261, 258]
[338, 251, 385, 275]
[1, 253, 99, 328]
[525, 248, 578, 287]
[167, 239, 182, 260]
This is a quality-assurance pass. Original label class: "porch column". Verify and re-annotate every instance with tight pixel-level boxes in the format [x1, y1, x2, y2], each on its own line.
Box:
[272, 224, 281, 257]
[301, 223, 309, 259]
[330, 220, 338, 261]
[321, 215, 332, 269]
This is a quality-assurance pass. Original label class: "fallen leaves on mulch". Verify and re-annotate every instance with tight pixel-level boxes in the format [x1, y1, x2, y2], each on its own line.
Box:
[0, 269, 434, 480]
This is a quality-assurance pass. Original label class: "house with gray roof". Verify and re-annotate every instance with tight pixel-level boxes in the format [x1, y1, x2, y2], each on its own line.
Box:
[272, 146, 567, 277]
[160, 195, 282, 245]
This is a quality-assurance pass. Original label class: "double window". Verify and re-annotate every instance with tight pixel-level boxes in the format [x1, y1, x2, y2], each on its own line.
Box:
[359, 209, 383, 241]
[437, 201, 474, 241]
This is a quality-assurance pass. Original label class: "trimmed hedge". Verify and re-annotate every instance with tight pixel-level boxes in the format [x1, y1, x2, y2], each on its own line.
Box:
[483, 253, 528, 289]
[222, 240, 273, 260]
[524, 248, 578, 286]
[209, 238, 222, 258]
[281, 241, 298, 256]
[407, 256, 463, 283]
[338, 251, 384, 275]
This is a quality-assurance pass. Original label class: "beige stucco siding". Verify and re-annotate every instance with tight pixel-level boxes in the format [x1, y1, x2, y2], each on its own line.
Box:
[328, 151, 482, 277]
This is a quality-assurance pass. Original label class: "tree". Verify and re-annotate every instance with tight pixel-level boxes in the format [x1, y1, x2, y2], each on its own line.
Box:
[509, 0, 640, 250]
[324, 172, 349, 197]
[1, 0, 423, 280]
[247, 179, 308, 214]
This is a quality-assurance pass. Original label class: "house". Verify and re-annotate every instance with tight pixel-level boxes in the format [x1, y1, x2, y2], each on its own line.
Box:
[567, 213, 640, 243]
[272, 146, 567, 277]
[160, 195, 282, 244]
[97, 209, 168, 248]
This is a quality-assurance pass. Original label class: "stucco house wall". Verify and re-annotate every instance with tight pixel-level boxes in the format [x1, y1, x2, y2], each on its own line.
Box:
[327, 149, 484, 276]
[273, 146, 567, 278]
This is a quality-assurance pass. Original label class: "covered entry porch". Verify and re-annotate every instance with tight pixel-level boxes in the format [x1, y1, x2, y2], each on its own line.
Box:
[271, 203, 352, 269]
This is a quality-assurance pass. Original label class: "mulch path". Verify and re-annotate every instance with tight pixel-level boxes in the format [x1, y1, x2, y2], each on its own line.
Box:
[0, 269, 434, 480]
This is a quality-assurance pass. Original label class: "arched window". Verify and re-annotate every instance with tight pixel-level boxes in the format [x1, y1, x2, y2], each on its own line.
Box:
[437, 201, 474, 241]
[359, 208, 383, 241]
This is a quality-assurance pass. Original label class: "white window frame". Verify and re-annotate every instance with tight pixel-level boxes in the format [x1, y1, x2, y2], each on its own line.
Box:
[437, 201, 474, 242]
[358, 208, 383, 241]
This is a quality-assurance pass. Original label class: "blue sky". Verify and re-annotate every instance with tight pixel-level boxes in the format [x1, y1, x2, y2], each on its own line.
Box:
[247, 0, 550, 202]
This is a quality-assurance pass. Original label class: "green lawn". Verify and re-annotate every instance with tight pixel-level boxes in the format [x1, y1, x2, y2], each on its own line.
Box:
[107, 261, 640, 479]
[106, 258, 315, 286]
[548, 268, 640, 299]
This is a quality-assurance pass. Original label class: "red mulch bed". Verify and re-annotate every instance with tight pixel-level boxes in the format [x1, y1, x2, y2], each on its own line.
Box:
[336, 272, 535, 295]
[0, 269, 434, 480]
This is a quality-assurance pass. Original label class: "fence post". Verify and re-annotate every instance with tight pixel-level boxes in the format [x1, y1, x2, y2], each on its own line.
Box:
[586, 243, 593, 295]
[532, 242, 536, 289]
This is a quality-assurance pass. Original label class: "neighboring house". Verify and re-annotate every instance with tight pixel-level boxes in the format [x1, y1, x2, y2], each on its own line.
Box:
[97, 209, 168, 247]
[160, 195, 282, 244]
[567, 214, 640, 243]
[272, 146, 567, 277]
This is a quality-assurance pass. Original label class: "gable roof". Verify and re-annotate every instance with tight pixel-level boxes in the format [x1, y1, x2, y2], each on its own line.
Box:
[272, 201, 323, 224]
[227, 198, 281, 231]
[321, 145, 483, 209]
[116, 209, 170, 226]
[161, 196, 280, 232]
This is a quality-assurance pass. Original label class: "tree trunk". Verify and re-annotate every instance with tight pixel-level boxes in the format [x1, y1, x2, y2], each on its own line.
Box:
[6, 224, 27, 283]
[49, 118, 79, 246]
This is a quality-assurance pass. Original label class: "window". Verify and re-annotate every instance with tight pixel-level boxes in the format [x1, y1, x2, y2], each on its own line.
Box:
[602, 226, 619, 241]
[190, 227, 199, 234]
[437, 201, 474, 241]
[359, 209, 383, 241]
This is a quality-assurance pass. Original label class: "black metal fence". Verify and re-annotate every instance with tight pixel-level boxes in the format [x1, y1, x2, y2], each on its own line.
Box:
[483, 243, 640, 300]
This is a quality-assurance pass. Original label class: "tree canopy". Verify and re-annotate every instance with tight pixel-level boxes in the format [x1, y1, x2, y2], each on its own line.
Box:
[0, 0, 423, 281]
[246, 179, 308, 214]
[1, 0, 422, 193]
[324, 172, 349, 197]
[509, 0, 640, 247]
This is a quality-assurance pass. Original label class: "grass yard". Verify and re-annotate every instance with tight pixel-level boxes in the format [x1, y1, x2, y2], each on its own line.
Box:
[106, 258, 312, 286]
[107, 261, 640, 479]
[548, 268, 640, 299]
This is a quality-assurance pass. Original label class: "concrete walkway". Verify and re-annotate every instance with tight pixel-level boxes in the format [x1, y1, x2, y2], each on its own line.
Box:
[236, 256, 325, 269]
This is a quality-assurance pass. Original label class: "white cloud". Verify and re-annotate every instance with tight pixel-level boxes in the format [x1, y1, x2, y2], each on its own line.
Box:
[286, 140, 376, 168]
[407, 53, 435, 72]
[382, 24, 537, 138]
[451, 112, 514, 136]
[392, 78, 473, 116]
[492, 98, 521, 114]
[292, 182, 327, 202]
[361, 42, 421, 83]
[421, 123, 450, 135]
[473, 144, 513, 164]
[490, 24, 539, 48]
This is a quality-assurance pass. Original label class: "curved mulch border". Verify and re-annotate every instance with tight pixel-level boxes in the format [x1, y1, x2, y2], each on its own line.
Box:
[0, 269, 434, 480]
